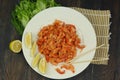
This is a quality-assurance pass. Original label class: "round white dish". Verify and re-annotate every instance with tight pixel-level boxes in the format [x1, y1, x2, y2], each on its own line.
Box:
[22, 7, 96, 79]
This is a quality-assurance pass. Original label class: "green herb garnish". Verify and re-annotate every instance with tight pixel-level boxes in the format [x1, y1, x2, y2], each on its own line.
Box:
[11, 0, 60, 35]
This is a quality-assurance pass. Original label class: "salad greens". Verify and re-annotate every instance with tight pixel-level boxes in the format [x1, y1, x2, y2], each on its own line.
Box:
[11, 0, 60, 35]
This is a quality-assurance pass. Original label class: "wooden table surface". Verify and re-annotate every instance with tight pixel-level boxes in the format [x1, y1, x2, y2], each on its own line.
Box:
[0, 0, 120, 80]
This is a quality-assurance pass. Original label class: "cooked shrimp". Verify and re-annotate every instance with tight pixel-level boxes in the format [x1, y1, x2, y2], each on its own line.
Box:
[37, 20, 85, 65]
[61, 63, 75, 73]
[56, 68, 65, 74]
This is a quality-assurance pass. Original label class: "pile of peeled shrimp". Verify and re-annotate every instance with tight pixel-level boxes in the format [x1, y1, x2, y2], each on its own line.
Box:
[37, 20, 85, 66]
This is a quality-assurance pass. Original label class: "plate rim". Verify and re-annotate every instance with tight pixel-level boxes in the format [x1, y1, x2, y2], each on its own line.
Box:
[22, 6, 97, 79]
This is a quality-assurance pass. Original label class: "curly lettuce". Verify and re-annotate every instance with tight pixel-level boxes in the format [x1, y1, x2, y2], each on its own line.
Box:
[11, 0, 60, 35]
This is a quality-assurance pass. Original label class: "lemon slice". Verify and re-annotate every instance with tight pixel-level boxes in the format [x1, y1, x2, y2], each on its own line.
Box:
[30, 41, 37, 57]
[24, 32, 32, 49]
[38, 57, 47, 73]
[32, 53, 41, 68]
[9, 40, 22, 53]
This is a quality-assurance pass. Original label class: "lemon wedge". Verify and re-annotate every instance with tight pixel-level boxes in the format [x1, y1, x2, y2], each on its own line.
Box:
[38, 57, 47, 73]
[30, 41, 37, 57]
[32, 53, 41, 68]
[24, 32, 32, 49]
[9, 40, 22, 53]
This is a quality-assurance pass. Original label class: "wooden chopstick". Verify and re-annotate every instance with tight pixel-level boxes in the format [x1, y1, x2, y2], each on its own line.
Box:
[71, 57, 109, 64]
[69, 44, 105, 63]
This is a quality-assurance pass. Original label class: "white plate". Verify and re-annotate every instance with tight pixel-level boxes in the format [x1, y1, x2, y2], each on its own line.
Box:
[22, 7, 96, 79]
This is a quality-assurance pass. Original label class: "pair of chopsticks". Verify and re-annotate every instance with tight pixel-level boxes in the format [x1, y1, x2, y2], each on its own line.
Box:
[69, 44, 108, 64]
[71, 57, 109, 64]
